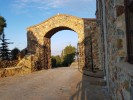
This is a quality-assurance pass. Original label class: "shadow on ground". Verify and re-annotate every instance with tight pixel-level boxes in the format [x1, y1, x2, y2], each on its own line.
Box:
[69, 69, 110, 100]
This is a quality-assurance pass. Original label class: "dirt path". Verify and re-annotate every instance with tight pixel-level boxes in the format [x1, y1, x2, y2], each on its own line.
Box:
[0, 67, 109, 100]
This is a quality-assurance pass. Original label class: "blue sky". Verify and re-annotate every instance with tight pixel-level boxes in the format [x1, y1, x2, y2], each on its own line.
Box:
[0, 0, 96, 55]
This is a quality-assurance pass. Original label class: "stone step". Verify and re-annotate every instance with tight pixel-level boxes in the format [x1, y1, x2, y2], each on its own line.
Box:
[89, 79, 106, 86]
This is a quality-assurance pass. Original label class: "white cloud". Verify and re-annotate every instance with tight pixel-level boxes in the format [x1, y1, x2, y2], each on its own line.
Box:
[11, 0, 95, 14]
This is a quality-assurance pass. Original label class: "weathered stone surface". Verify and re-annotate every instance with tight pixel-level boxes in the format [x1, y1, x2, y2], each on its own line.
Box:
[0, 66, 31, 78]
[27, 14, 99, 70]
[117, 29, 124, 36]
[124, 80, 129, 91]
[116, 5, 125, 17]
[96, 0, 132, 100]
[0, 60, 18, 68]
[117, 39, 123, 49]
[0, 55, 33, 78]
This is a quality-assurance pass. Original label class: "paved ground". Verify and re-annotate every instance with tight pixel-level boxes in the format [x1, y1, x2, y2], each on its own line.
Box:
[0, 65, 109, 100]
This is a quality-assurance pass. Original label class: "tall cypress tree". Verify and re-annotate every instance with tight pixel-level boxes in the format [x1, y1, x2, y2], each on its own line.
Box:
[0, 33, 12, 60]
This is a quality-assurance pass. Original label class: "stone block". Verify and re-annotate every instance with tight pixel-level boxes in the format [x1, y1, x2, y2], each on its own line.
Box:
[117, 39, 123, 49]
[124, 80, 129, 91]
[116, 5, 125, 17]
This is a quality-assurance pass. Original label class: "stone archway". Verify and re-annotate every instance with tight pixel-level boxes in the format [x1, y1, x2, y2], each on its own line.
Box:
[27, 14, 97, 70]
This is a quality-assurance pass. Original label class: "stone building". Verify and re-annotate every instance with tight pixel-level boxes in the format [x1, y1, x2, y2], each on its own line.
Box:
[96, 0, 133, 99]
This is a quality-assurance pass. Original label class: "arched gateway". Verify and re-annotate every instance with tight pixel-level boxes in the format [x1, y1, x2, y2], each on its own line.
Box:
[27, 14, 97, 70]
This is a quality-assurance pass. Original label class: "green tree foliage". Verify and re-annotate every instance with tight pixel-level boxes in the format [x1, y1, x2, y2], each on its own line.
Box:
[63, 45, 76, 56]
[0, 16, 10, 61]
[62, 53, 75, 66]
[62, 45, 76, 66]
[0, 16, 6, 36]
[0, 34, 11, 60]
[11, 48, 20, 60]
[20, 48, 28, 59]
[51, 55, 61, 68]
[51, 45, 76, 68]
[51, 57, 56, 67]
[55, 55, 61, 66]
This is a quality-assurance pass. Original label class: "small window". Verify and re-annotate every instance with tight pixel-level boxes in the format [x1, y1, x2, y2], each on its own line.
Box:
[125, 0, 133, 63]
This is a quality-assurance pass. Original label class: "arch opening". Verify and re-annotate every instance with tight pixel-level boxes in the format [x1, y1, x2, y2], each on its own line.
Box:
[50, 30, 78, 68]
[45, 26, 76, 38]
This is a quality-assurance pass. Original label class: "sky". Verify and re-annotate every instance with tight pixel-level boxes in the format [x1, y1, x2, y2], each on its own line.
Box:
[0, 0, 96, 55]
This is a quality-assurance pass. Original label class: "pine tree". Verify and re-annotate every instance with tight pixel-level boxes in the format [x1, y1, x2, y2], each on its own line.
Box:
[0, 33, 12, 60]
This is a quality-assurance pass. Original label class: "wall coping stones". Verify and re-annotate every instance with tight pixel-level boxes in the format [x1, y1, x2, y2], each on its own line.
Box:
[0, 66, 32, 78]
[5, 66, 22, 69]
[27, 14, 83, 30]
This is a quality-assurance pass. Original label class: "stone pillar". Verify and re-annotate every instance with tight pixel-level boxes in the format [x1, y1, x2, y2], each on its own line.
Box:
[27, 31, 51, 70]
[78, 43, 85, 69]
[84, 35, 93, 70]
[43, 37, 51, 69]
[27, 31, 37, 54]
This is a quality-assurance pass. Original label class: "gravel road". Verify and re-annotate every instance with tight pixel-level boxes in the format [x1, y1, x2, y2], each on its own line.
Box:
[0, 66, 109, 100]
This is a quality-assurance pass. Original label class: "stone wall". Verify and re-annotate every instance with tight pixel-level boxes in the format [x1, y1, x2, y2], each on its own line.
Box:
[0, 55, 33, 78]
[0, 60, 18, 68]
[27, 14, 85, 45]
[27, 14, 86, 69]
[27, 14, 100, 70]
[113, 63, 133, 100]
[0, 66, 31, 78]
[83, 19, 101, 70]
[96, 0, 133, 99]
